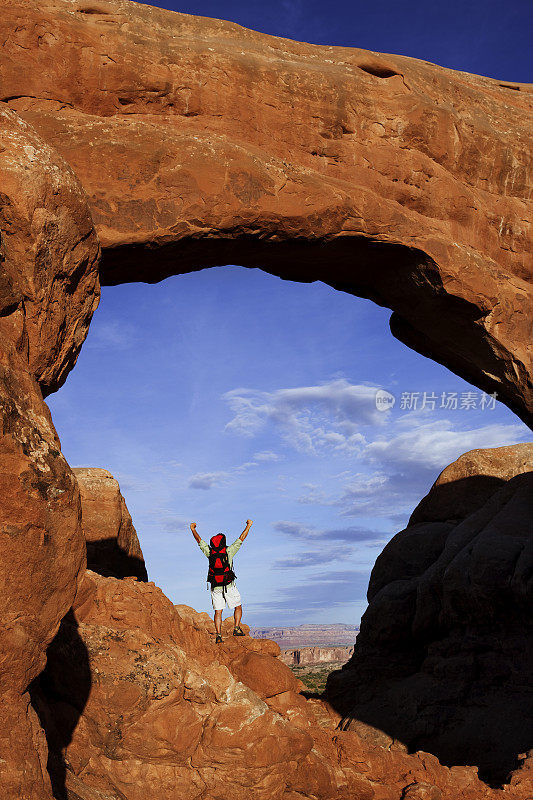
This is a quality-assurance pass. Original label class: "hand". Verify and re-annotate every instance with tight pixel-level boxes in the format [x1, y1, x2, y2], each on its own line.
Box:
[246, 519, 253, 527]
[190, 522, 197, 530]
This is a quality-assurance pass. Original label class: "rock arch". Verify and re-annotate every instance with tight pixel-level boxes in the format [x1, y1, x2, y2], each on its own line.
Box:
[1, 0, 532, 425]
[0, 1, 532, 797]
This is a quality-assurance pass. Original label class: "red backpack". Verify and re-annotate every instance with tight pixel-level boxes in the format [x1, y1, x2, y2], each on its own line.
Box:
[207, 533, 236, 592]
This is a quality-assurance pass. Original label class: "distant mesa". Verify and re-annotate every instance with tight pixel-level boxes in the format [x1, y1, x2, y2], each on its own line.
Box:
[250, 623, 359, 650]
[280, 645, 355, 667]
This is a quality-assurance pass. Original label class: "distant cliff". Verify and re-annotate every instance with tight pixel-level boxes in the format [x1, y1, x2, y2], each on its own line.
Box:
[250, 623, 359, 649]
[280, 646, 354, 667]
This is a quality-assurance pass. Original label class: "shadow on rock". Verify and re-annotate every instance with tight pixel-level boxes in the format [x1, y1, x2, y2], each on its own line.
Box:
[86, 536, 148, 581]
[29, 608, 91, 800]
[324, 465, 533, 789]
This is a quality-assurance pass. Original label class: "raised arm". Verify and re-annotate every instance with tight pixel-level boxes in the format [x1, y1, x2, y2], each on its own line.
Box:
[190, 522, 202, 544]
[239, 519, 253, 542]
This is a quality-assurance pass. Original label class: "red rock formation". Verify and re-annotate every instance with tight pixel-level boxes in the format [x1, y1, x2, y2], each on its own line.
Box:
[408, 442, 533, 525]
[0, 105, 100, 395]
[0, 0, 531, 424]
[0, 2, 531, 798]
[73, 467, 148, 581]
[30, 568, 522, 800]
[0, 105, 99, 799]
[326, 443, 533, 789]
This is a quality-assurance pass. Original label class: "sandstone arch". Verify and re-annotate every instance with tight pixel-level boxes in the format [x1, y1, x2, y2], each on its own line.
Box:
[0, 1, 532, 797]
[1, 0, 532, 425]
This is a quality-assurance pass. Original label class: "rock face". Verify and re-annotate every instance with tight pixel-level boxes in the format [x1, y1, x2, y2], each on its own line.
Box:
[30, 568, 523, 800]
[73, 468, 148, 581]
[326, 443, 533, 788]
[0, 105, 99, 799]
[408, 442, 533, 526]
[0, 0, 532, 425]
[0, 104, 100, 396]
[29, 574, 308, 800]
[280, 646, 354, 666]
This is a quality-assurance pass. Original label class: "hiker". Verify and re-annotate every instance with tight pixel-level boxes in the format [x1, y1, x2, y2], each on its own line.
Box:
[190, 519, 253, 643]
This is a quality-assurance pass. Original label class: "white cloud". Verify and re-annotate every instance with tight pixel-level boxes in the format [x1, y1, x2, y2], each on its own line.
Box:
[153, 512, 191, 532]
[363, 416, 528, 472]
[335, 472, 426, 520]
[297, 485, 334, 505]
[233, 461, 258, 474]
[266, 569, 370, 614]
[274, 520, 316, 539]
[188, 471, 231, 490]
[187, 450, 282, 487]
[296, 417, 530, 522]
[234, 450, 282, 474]
[253, 450, 280, 462]
[111, 471, 158, 493]
[223, 379, 388, 454]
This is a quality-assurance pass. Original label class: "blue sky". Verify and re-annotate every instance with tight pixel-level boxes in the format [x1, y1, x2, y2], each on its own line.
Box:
[48, 268, 531, 625]
[47, 0, 531, 626]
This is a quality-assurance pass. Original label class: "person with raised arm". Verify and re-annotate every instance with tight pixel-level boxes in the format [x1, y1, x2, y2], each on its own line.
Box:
[190, 519, 253, 643]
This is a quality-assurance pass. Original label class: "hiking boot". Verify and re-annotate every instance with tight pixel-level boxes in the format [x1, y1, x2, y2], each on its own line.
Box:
[215, 634, 223, 644]
[233, 626, 245, 636]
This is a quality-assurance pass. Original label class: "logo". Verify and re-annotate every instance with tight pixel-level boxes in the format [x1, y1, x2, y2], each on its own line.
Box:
[375, 389, 395, 412]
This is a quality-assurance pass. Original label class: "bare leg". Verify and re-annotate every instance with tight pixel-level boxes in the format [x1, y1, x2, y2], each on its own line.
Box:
[233, 604, 242, 629]
[214, 609, 222, 635]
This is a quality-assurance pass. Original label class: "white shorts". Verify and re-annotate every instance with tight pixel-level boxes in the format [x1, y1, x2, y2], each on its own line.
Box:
[211, 584, 242, 611]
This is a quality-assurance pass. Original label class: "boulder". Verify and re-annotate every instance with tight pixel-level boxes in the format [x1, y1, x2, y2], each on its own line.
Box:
[409, 442, 533, 525]
[326, 443, 533, 788]
[29, 571, 317, 799]
[73, 467, 148, 581]
[17, 467, 526, 798]
[230, 650, 303, 698]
